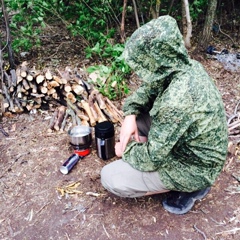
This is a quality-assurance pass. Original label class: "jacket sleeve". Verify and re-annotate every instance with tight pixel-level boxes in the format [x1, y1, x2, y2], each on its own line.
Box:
[122, 103, 193, 172]
[123, 81, 164, 116]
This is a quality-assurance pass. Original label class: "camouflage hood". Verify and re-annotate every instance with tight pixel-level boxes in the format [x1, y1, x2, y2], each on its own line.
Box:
[122, 15, 191, 83]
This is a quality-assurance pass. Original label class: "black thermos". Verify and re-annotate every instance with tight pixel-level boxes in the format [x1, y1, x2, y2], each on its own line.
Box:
[95, 121, 115, 160]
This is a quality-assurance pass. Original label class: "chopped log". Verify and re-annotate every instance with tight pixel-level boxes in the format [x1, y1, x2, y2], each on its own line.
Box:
[40, 86, 48, 94]
[4, 71, 11, 88]
[25, 102, 34, 111]
[89, 89, 106, 109]
[93, 101, 107, 123]
[22, 79, 30, 90]
[89, 104, 98, 121]
[30, 93, 45, 98]
[105, 98, 124, 123]
[2, 84, 14, 112]
[33, 104, 41, 109]
[52, 92, 59, 100]
[66, 99, 89, 121]
[68, 107, 77, 126]
[10, 69, 17, 87]
[66, 92, 76, 103]
[20, 65, 28, 78]
[54, 105, 66, 131]
[33, 97, 42, 105]
[47, 108, 59, 133]
[36, 74, 45, 84]
[16, 68, 21, 83]
[47, 80, 60, 89]
[21, 96, 27, 107]
[45, 69, 53, 80]
[3, 98, 9, 110]
[17, 75, 23, 84]
[26, 73, 33, 81]
[80, 100, 96, 126]
[43, 80, 48, 87]
[9, 85, 14, 93]
[72, 84, 84, 95]
[105, 103, 118, 123]
[14, 98, 24, 113]
[29, 81, 37, 93]
[64, 83, 72, 93]
[56, 69, 70, 84]
[60, 108, 70, 131]
[29, 66, 41, 78]
[53, 75, 63, 85]
[102, 107, 118, 123]
[81, 119, 89, 126]
[47, 88, 56, 96]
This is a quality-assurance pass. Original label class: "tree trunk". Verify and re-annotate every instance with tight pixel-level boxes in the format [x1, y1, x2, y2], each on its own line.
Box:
[1, 0, 16, 69]
[181, 0, 192, 49]
[197, 0, 218, 51]
[120, 0, 128, 43]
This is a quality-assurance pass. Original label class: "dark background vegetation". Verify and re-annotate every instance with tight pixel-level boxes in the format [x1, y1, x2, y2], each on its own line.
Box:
[1, 0, 240, 101]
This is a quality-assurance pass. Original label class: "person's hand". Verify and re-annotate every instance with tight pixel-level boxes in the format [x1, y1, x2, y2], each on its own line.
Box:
[115, 142, 123, 157]
[117, 115, 140, 155]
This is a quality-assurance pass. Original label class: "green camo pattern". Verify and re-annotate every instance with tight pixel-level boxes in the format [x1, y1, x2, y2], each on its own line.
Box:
[121, 15, 228, 192]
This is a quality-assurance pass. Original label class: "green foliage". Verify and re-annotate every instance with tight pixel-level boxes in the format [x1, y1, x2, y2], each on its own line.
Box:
[189, 0, 208, 21]
[4, 0, 47, 52]
[86, 37, 131, 100]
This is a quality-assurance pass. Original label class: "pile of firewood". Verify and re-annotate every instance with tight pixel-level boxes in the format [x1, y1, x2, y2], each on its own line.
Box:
[1, 62, 124, 131]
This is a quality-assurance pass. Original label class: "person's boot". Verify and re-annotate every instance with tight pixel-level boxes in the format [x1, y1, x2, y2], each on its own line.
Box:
[162, 187, 211, 215]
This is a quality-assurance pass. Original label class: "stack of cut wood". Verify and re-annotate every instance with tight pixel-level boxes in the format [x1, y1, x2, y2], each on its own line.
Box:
[1, 62, 124, 131]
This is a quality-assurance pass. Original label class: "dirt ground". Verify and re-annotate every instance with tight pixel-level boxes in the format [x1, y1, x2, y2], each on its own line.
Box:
[1, 41, 240, 239]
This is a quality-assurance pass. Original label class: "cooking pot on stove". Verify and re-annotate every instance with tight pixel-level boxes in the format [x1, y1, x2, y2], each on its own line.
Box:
[68, 125, 92, 146]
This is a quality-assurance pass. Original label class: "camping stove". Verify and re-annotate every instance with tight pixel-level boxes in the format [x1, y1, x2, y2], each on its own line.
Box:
[60, 126, 92, 175]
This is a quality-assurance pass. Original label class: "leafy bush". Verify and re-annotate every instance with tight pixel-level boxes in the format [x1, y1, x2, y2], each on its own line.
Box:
[86, 36, 131, 100]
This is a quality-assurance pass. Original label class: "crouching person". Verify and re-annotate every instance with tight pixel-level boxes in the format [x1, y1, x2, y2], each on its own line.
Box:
[101, 15, 228, 215]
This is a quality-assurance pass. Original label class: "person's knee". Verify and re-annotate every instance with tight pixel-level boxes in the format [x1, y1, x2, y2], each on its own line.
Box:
[101, 165, 130, 197]
[100, 165, 112, 189]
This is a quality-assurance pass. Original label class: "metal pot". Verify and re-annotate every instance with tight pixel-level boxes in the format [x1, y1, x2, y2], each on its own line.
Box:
[68, 125, 92, 146]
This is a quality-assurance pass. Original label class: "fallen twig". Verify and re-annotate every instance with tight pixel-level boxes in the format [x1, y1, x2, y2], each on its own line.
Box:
[216, 227, 240, 235]
[102, 224, 110, 239]
[0, 124, 9, 137]
[193, 224, 207, 240]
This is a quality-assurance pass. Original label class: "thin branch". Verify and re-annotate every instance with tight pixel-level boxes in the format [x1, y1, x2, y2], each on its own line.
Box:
[132, 0, 140, 28]
[1, 0, 16, 69]
[193, 224, 207, 240]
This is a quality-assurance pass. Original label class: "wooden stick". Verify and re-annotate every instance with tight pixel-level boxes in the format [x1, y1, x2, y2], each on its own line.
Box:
[93, 102, 107, 123]
[10, 69, 17, 86]
[89, 89, 106, 109]
[22, 79, 30, 90]
[105, 98, 124, 123]
[29, 81, 37, 93]
[102, 107, 118, 123]
[60, 109, 70, 131]
[2, 83, 15, 112]
[66, 99, 89, 121]
[4, 71, 11, 88]
[89, 104, 98, 121]
[54, 105, 66, 131]
[80, 100, 96, 126]
[47, 108, 59, 133]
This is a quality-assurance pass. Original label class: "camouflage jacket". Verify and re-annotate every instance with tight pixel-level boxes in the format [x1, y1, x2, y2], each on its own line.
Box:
[121, 15, 228, 192]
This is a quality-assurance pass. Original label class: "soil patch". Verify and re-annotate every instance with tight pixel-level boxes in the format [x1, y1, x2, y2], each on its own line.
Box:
[1, 43, 240, 239]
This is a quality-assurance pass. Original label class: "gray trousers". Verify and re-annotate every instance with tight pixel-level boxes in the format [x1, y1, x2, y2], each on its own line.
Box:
[100, 113, 168, 198]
